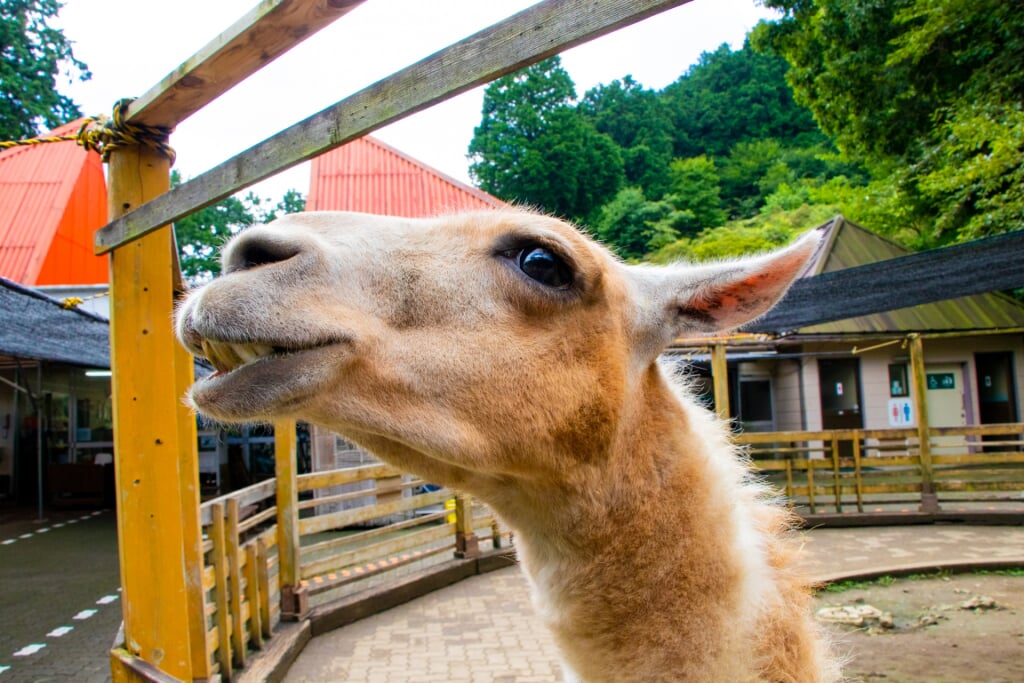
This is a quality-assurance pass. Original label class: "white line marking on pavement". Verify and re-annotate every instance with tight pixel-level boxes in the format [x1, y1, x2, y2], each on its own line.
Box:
[18, 534, 31, 539]
[36, 528, 49, 533]
[52, 523, 64, 528]
[96, 595, 118, 605]
[72, 609, 97, 621]
[13, 644, 46, 656]
[47, 626, 73, 638]
[1, 539, 15, 545]
[0, 665, 10, 675]
[67, 519, 78, 524]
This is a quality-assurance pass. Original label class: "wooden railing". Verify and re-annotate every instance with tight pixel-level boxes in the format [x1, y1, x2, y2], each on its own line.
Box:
[737, 423, 1024, 514]
[196, 463, 508, 680]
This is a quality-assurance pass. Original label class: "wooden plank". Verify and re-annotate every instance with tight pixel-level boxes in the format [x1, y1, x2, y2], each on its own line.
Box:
[244, 543, 264, 650]
[106, 143, 196, 680]
[300, 522, 456, 579]
[256, 539, 273, 639]
[208, 503, 233, 679]
[128, 0, 367, 127]
[301, 510, 448, 558]
[201, 479, 276, 525]
[95, 0, 695, 253]
[299, 489, 450, 535]
[297, 477, 426, 511]
[297, 463, 400, 492]
[238, 505, 279, 534]
[274, 419, 301, 599]
[711, 344, 729, 420]
[226, 499, 246, 668]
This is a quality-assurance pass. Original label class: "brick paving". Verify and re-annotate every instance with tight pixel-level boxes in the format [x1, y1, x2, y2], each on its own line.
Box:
[284, 525, 1024, 683]
[0, 509, 121, 683]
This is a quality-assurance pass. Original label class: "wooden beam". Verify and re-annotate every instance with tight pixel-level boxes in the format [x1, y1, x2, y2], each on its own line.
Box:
[95, 0, 694, 253]
[749, 229, 1024, 333]
[127, 0, 367, 128]
[711, 343, 730, 421]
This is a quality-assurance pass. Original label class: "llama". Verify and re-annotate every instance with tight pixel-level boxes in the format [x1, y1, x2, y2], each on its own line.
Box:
[176, 208, 837, 682]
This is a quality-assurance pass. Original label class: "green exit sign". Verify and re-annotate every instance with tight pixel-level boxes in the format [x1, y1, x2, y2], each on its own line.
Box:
[927, 372, 956, 390]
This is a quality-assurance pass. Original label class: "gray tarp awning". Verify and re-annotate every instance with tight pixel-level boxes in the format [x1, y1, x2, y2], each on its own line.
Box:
[0, 277, 110, 368]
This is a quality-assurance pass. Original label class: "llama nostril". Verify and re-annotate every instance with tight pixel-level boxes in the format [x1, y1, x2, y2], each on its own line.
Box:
[223, 233, 302, 274]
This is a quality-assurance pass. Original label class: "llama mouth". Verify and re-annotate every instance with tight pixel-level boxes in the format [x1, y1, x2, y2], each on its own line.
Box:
[200, 339, 280, 376]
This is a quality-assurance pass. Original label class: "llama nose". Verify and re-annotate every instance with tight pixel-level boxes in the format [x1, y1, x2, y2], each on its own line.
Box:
[222, 229, 303, 274]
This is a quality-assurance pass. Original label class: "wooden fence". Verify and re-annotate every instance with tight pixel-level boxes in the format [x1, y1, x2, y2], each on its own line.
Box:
[738, 422, 1024, 514]
[194, 461, 507, 681]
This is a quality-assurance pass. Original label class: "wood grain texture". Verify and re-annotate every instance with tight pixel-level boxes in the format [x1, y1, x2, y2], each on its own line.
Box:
[128, 0, 366, 127]
[96, 0, 694, 253]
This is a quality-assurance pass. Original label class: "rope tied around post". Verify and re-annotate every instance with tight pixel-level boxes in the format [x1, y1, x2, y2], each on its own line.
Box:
[0, 98, 176, 165]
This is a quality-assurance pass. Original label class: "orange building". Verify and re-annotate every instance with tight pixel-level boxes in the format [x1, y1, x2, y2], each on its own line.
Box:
[0, 119, 108, 286]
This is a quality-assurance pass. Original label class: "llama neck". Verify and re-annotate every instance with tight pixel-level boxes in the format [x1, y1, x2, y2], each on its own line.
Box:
[481, 364, 766, 681]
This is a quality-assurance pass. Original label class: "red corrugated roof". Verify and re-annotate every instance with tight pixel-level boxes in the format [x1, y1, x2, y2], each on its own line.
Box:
[0, 119, 108, 285]
[308, 135, 506, 216]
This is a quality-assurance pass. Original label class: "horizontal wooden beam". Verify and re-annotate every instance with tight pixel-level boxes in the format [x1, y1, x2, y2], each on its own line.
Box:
[96, 0, 694, 253]
[747, 229, 1024, 333]
[127, 0, 367, 128]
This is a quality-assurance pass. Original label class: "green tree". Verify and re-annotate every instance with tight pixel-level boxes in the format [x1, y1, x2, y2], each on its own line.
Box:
[578, 76, 675, 198]
[659, 156, 727, 236]
[755, 0, 1024, 245]
[468, 57, 624, 221]
[592, 187, 676, 260]
[0, 0, 89, 139]
[660, 41, 823, 160]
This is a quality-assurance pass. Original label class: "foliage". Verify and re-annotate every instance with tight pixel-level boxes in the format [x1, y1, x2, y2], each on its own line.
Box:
[592, 187, 676, 261]
[661, 41, 824, 160]
[173, 171, 306, 283]
[0, 0, 90, 139]
[755, 0, 1024, 247]
[578, 76, 675, 198]
[468, 57, 623, 222]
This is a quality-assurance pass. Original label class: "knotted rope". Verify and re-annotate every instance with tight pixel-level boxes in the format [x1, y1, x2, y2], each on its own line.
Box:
[0, 98, 175, 165]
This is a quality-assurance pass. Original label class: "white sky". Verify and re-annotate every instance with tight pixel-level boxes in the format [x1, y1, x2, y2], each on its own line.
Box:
[55, 0, 776, 202]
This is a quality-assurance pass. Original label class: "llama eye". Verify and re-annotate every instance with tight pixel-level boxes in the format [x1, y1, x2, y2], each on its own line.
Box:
[518, 247, 573, 289]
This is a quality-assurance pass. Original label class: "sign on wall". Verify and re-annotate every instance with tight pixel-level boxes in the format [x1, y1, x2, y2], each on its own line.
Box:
[888, 398, 915, 427]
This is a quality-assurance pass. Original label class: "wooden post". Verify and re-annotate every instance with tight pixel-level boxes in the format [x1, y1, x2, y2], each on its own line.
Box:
[274, 419, 306, 619]
[908, 334, 939, 512]
[106, 144, 202, 680]
[454, 493, 480, 558]
[711, 344, 730, 422]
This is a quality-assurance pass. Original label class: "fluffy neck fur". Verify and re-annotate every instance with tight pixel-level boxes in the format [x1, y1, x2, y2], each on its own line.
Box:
[470, 364, 834, 683]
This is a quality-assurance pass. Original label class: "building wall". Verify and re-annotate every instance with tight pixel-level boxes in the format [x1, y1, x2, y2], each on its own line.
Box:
[793, 333, 1024, 431]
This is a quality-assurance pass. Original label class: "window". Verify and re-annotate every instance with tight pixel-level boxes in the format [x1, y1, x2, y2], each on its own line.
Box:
[888, 364, 909, 397]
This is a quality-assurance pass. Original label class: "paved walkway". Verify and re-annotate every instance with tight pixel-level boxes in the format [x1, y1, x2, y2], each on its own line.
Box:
[0, 508, 121, 683]
[284, 525, 1024, 683]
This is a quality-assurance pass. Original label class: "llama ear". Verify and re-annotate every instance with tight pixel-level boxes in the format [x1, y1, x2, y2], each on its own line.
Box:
[630, 230, 822, 346]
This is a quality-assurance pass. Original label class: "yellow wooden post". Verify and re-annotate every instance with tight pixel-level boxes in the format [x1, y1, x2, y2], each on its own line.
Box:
[274, 419, 305, 619]
[711, 344, 730, 422]
[454, 493, 479, 558]
[106, 144, 201, 679]
[908, 333, 938, 512]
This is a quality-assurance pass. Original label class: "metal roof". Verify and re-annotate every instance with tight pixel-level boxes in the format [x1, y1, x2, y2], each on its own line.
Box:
[772, 216, 1024, 335]
[0, 276, 109, 367]
[308, 135, 506, 216]
[0, 119, 108, 286]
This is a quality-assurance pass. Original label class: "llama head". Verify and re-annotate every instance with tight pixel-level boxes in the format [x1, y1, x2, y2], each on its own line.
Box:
[176, 209, 818, 482]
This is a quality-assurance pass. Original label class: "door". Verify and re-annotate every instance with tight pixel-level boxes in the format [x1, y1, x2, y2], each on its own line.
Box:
[925, 363, 966, 454]
[975, 352, 1019, 451]
[818, 359, 863, 430]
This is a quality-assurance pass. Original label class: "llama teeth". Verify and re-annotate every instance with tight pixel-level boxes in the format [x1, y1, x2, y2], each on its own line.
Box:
[201, 340, 238, 373]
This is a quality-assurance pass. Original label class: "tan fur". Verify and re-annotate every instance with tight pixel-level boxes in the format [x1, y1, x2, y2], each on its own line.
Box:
[176, 209, 838, 682]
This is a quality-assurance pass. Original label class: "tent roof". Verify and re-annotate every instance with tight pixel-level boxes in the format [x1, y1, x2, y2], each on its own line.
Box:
[763, 216, 1024, 335]
[0, 277, 109, 367]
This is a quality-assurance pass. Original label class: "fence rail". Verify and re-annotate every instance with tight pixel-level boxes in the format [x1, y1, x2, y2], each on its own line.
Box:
[196, 462, 508, 680]
[737, 422, 1024, 514]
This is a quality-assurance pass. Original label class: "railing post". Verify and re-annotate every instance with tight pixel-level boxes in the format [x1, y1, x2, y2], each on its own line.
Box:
[454, 493, 480, 558]
[711, 344, 730, 421]
[275, 419, 306, 619]
[106, 142, 205, 679]
[908, 334, 939, 512]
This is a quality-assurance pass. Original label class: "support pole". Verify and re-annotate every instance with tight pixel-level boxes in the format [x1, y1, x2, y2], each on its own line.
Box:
[908, 334, 938, 512]
[275, 419, 306, 619]
[106, 144, 201, 679]
[454, 493, 480, 559]
[711, 344, 731, 422]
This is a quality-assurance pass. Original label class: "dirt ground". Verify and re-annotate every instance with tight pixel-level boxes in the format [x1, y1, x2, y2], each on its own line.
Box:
[813, 573, 1024, 683]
